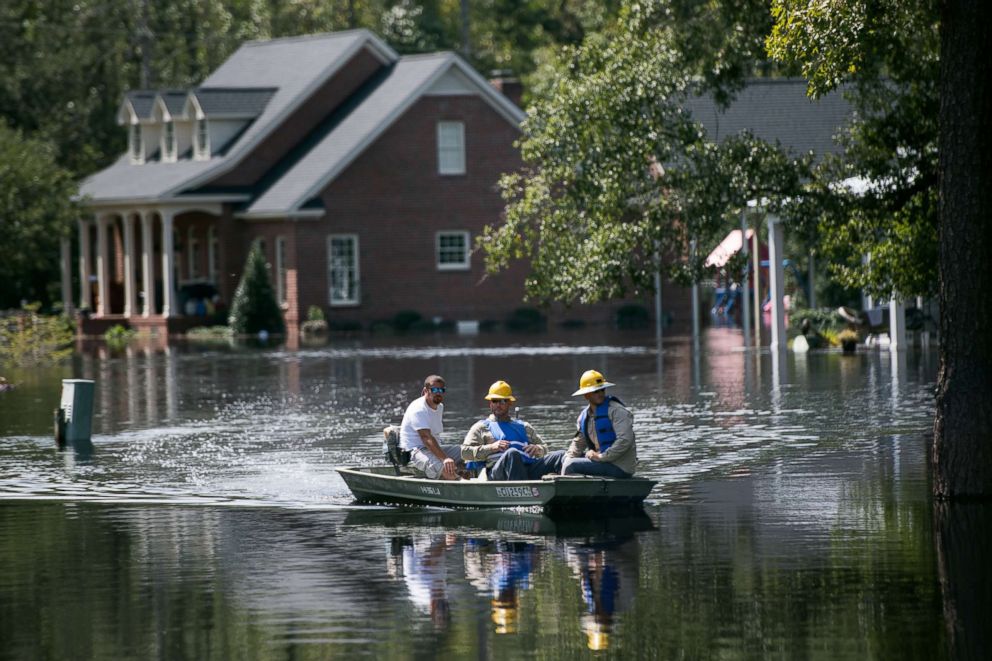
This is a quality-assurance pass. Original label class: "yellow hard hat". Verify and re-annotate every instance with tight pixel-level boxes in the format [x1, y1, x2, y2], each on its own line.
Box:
[582, 615, 612, 650]
[485, 380, 517, 401]
[572, 370, 616, 396]
[491, 600, 518, 634]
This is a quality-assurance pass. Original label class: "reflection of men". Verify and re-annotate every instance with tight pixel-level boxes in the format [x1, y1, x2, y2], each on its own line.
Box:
[402, 534, 455, 630]
[489, 541, 537, 634]
[462, 380, 564, 480]
[567, 537, 639, 651]
[562, 370, 637, 478]
[400, 375, 463, 480]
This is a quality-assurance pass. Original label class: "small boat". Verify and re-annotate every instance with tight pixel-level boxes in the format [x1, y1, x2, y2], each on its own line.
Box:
[337, 466, 656, 510]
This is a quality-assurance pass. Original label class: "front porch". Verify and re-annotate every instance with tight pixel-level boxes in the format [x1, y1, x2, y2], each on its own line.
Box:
[72, 203, 227, 337]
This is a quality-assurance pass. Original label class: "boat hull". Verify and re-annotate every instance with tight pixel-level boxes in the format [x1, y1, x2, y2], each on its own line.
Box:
[337, 466, 656, 510]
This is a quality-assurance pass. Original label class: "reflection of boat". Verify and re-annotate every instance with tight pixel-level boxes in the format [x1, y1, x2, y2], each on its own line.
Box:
[342, 505, 655, 539]
[337, 466, 656, 510]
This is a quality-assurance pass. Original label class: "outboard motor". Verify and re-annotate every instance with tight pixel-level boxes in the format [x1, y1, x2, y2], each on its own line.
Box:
[382, 425, 410, 475]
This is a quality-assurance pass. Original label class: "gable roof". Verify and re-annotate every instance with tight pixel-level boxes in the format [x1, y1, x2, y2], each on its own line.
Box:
[244, 53, 525, 217]
[81, 29, 397, 204]
[685, 78, 853, 158]
[192, 87, 277, 118]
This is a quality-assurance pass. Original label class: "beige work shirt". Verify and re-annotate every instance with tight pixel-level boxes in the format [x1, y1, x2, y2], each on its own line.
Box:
[461, 415, 546, 466]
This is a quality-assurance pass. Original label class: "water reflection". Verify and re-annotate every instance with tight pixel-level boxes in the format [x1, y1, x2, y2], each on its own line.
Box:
[565, 534, 639, 651]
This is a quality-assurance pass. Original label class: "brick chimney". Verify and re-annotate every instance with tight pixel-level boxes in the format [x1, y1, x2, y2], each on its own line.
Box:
[489, 70, 523, 109]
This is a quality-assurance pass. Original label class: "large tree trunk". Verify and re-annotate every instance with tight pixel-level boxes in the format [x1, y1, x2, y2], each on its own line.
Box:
[932, 0, 992, 498]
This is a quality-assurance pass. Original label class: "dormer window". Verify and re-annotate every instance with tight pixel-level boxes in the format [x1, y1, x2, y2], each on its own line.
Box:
[129, 123, 143, 164]
[194, 118, 210, 160]
[161, 120, 177, 162]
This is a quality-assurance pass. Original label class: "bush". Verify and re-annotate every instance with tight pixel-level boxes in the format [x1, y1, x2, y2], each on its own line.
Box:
[0, 304, 74, 365]
[392, 310, 423, 332]
[104, 324, 136, 348]
[301, 319, 329, 336]
[789, 308, 844, 334]
[186, 326, 233, 342]
[616, 304, 650, 329]
[228, 241, 285, 336]
[306, 305, 325, 322]
[505, 307, 546, 331]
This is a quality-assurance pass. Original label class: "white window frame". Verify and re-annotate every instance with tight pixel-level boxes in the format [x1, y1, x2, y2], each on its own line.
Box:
[194, 118, 210, 160]
[129, 123, 143, 164]
[437, 121, 465, 175]
[436, 231, 471, 271]
[327, 234, 360, 306]
[275, 235, 287, 306]
[161, 120, 177, 162]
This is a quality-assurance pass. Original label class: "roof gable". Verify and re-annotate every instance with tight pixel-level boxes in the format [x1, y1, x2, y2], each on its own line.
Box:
[244, 53, 525, 217]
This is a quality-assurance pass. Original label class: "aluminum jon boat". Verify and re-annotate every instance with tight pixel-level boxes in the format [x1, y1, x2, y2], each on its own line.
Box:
[337, 466, 657, 510]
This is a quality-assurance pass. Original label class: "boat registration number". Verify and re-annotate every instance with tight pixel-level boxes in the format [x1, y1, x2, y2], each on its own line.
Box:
[419, 486, 441, 495]
[495, 486, 540, 498]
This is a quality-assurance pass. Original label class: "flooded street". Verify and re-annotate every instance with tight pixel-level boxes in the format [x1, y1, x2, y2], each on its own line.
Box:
[0, 328, 946, 658]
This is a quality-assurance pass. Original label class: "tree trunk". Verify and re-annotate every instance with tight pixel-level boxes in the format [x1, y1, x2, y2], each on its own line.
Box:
[932, 1, 992, 497]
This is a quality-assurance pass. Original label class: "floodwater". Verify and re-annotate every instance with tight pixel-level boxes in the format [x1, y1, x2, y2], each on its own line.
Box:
[0, 328, 955, 659]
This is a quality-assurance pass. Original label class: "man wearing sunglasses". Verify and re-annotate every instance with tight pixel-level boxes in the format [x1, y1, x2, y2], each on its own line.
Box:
[400, 375, 464, 480]
[461, 380, 564, 480]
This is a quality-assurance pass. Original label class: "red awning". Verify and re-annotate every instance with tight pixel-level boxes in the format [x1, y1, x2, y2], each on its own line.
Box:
[705, 229, 755, 268]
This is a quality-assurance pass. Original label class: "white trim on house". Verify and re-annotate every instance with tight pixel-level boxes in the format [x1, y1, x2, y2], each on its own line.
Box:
[327, 233, 360, 306]
[435, 230, 471, 270]
[166, 30, 399, 197]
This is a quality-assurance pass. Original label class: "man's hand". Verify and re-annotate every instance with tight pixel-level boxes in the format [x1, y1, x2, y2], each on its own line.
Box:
[524, 444, 543, 457]
[442, 457, 457, 479]
[585, 449, 602, 461]
[488, 440, 510, 452]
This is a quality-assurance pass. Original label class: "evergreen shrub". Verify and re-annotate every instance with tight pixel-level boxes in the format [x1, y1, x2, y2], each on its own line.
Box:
[228, 242, 285, 336]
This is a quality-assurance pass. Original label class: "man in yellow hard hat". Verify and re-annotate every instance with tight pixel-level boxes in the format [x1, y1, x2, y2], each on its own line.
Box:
[562, 370, 636, 478]
[462, 380, 565, 480]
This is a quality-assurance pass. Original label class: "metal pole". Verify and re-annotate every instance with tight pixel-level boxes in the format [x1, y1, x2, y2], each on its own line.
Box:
[752, 229, 761, 346]
[767, 214, 787, 353]
[740, 215, 751, 349]
[690, 238, 701, 355]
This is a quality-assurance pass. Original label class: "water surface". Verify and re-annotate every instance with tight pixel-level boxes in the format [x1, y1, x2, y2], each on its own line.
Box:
[0, 328, 945, 659]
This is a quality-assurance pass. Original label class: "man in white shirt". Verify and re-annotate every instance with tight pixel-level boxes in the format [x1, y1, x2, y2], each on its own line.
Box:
[400, 374, 463, 480]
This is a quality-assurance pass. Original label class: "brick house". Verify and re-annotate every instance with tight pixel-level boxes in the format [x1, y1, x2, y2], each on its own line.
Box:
[75, 29, 547, 336]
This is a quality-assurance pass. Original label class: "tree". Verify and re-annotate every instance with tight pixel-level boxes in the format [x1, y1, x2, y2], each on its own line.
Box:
[767, 0, 992, 501]
[227, 241, 285, 335]
[480, 2, 806, 305]
[0, 121, 79, 309]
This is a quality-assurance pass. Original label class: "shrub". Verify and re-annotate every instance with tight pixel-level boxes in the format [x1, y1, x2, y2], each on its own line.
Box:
[301, 319, 329, 336]
[616, 304, 650, 329]
[306, 305, 325, 322]
[228, 241, 285, 336]
[186, 326, 233, 342]
[392, 310, 423, 332]
[505, 307, 546, 331]
[789, 308, 844, 334]
[104, 324, 136, 348]
[0, 304, 74, 365]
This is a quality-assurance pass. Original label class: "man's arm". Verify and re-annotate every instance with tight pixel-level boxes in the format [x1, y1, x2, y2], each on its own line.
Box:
[523, 422, 547, 457]
[417, 428, 456, 479]
[461, 422, 498, 461]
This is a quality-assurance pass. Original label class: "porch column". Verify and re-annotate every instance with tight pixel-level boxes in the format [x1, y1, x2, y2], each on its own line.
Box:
[78, 218, 93, 311]
[60, 235, 74, 315]
[767, 214, 787, 353]
[889, 298, 907, 352]
[96, 214, 111, 316]
[161, 209, 176, 318]
[690, 238, 701, 355]
[141, 211, 155, 316]
[122, 213, 138, 317]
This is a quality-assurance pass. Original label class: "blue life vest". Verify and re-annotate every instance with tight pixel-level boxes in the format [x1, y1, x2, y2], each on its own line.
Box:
[577, 397, 623, 453]
[485, 418, 537, 464]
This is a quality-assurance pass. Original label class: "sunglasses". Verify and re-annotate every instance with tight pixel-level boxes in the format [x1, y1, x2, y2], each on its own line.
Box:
[490, 399, 510, 404]
[428, 386, 446, 394]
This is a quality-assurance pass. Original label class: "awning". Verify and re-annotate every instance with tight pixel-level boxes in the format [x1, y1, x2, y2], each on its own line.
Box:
[705, 229, 755, 268]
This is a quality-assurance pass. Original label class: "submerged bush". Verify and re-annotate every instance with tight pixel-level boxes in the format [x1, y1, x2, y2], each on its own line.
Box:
[0, 304, 73, 365]
[505, 307, 546, 331]
[104, 324, 136, 348]
[616, 304, 650, 329]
